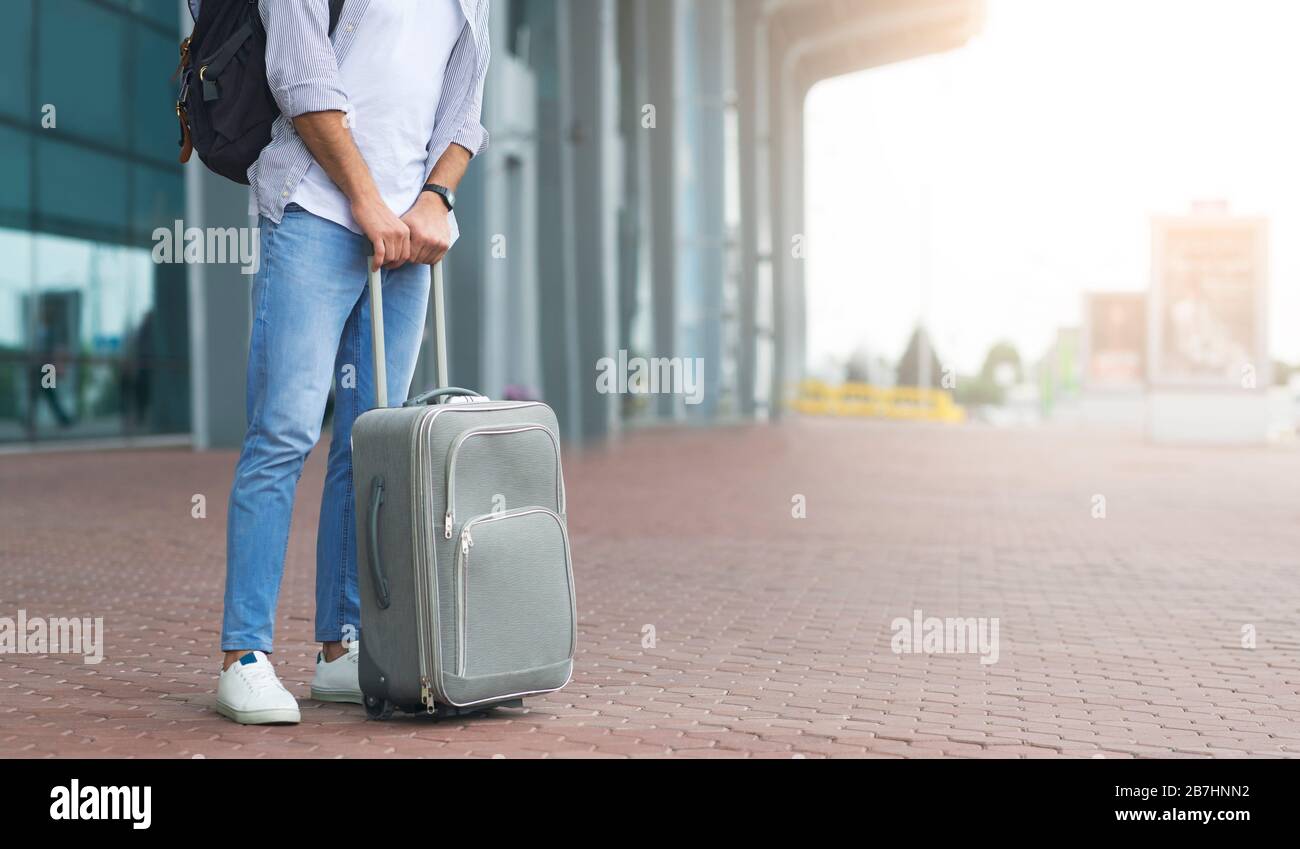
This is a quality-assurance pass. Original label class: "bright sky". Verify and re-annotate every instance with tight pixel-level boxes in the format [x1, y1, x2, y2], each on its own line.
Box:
[805, 0, 1299, 376]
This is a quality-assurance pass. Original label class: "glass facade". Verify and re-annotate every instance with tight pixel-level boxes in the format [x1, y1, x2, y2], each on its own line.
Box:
[0, 0, 189, 444]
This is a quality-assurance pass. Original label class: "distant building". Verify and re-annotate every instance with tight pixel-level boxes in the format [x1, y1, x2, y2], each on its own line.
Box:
[1, 0, 983, 449]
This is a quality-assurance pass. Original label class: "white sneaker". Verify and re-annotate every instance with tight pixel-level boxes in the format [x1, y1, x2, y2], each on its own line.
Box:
[215, 651, 301, 725]
[310, 641, 362, 704]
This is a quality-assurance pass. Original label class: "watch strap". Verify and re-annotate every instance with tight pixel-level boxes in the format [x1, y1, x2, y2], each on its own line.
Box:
[422, 184, 455, 211]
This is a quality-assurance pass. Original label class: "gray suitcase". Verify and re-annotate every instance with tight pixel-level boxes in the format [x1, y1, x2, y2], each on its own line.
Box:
[351, 263, 576, 720]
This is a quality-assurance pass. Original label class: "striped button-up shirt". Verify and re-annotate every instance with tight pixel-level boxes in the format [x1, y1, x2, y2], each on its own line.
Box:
[206, 0, 490, 223]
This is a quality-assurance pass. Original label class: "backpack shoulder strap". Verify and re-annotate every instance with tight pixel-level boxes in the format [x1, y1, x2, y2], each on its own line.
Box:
[328, 0, 346, 36]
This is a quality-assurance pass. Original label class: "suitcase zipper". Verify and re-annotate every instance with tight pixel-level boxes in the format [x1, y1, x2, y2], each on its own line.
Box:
[411, 402, 557, 707]
[455, 525, 475, 676]
[410, 412, 444, 713]
[453, 508, 574, 678]
[443, 425, 565, 539]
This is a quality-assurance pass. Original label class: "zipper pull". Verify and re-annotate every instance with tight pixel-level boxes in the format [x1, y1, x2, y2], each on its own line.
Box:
[444, 511, 453, 540]
[460, 529, 473, 558]
[421, 678, 436, 715]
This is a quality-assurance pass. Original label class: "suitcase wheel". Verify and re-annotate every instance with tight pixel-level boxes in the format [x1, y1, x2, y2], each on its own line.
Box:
[364, 695, 395, 721]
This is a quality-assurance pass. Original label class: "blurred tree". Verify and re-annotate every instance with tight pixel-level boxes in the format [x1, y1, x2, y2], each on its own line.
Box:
[953, 341, 1024, 406]
[979, 341, 1024, 389]
[896, 326, 944, 388]
[954, 374, 1002, 406]
[845, 345, 873, 383]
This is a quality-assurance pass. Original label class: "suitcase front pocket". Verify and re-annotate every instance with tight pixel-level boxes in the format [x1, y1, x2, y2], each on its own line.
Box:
[443, 425, 565, 540]
[454, 509, 576, 678]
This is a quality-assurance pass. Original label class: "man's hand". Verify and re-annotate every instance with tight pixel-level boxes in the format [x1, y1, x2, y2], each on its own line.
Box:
[353, 197, 410, 271]
[402, 193, 453, 267]
[292, 111, 408, 272]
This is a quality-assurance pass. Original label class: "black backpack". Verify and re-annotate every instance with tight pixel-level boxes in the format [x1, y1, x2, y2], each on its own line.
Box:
[176, 0, 345, 184]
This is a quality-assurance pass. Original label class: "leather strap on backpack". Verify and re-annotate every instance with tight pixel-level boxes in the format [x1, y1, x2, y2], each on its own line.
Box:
[175, 36, 193, 163]
[177, 103, 194, 164]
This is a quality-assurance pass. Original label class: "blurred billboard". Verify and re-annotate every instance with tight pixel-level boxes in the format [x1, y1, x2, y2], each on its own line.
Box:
[1082, 292, 1145, 391]
[1150, 212, 1269, 389]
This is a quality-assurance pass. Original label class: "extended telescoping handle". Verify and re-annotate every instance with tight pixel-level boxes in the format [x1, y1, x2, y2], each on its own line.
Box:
[368, 260, 449, 410]
[368, 263, 388, 409]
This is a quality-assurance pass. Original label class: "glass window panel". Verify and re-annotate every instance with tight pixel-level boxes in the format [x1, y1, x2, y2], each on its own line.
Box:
[133, 26, 185, 166]
[145, 261, 189, 363]
[23, 357, 123, 442]
[22, 286, 86, 439]
[116, 359, 189, 437]
[38, 0, 127, 149]
[25, 232, 174, 442]
[75, 361, 126, 438]
[32, 234, 92, 357]
[0, 361, 26, 443]
[0, 127, 32, 224]
[35, 234, 151, 357]
[133, 164, 185, 243]
[0, 1, 32, 119]
[2, 3, 190, 446]
[91, 248, 146, 358]
[107, 0, 185, 30]
[35, 139, 130, 237]
[0, 230, 33, 352]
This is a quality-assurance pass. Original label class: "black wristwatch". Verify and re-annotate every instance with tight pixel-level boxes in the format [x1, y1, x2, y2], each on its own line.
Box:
[422, 184, 455, 212]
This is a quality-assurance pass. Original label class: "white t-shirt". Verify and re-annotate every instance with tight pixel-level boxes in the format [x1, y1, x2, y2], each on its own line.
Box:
[292, 0, 465, 240]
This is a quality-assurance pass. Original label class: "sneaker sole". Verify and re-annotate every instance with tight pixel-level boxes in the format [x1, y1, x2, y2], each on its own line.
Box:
[215, 699, 301, 725]
[310, 686, 364, 705]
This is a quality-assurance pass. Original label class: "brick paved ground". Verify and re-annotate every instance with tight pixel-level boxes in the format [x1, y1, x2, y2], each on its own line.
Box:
[2, 420, 1299, 758]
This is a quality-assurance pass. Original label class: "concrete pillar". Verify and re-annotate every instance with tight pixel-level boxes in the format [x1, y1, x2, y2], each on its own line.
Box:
[678, 0, 730, 420]
[779, 76, 808, 410]
[183, 0, 254, 455]
[765, 26, 793, 419]
[527, 1, 582, 439]
[442, 163, 484, 392]
[185, 176, 257, 451]
[644, 0, 679, 421]
[733, 0, 761, 419]
[559, 0, 621, 441]
[443, 8, 542, 401]
[751, 10, 777, 418]
[617, 0, 656, 424]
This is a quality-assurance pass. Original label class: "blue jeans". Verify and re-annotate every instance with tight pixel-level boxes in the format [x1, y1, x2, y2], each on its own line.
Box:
[222, 207, 430, 653]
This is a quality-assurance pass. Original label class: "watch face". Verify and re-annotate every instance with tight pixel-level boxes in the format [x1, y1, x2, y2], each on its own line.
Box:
[427, 185, 454, 210]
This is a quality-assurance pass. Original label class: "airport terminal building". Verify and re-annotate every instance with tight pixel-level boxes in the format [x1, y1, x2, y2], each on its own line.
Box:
[0, 0, 981, 450]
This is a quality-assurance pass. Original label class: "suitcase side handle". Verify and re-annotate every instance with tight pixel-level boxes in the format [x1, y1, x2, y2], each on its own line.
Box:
[367, 476, 391, 610]
[402, 387, 485, 408]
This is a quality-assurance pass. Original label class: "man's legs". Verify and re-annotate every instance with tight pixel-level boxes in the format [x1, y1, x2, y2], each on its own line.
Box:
[315, 261, 431, 657]
[222, 210, 371, 659]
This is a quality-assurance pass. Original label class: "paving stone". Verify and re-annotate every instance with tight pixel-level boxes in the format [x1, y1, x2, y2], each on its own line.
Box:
[2, 422, 1298, 757]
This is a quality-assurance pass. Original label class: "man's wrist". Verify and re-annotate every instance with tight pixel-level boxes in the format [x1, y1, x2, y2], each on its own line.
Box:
[422, 183, 456, 212]
[414, 191, 450, 215]
[349, 187, 386, 211]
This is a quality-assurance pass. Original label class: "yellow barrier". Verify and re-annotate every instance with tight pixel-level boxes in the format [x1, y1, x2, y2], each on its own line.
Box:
[790, 381, 967, 424]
